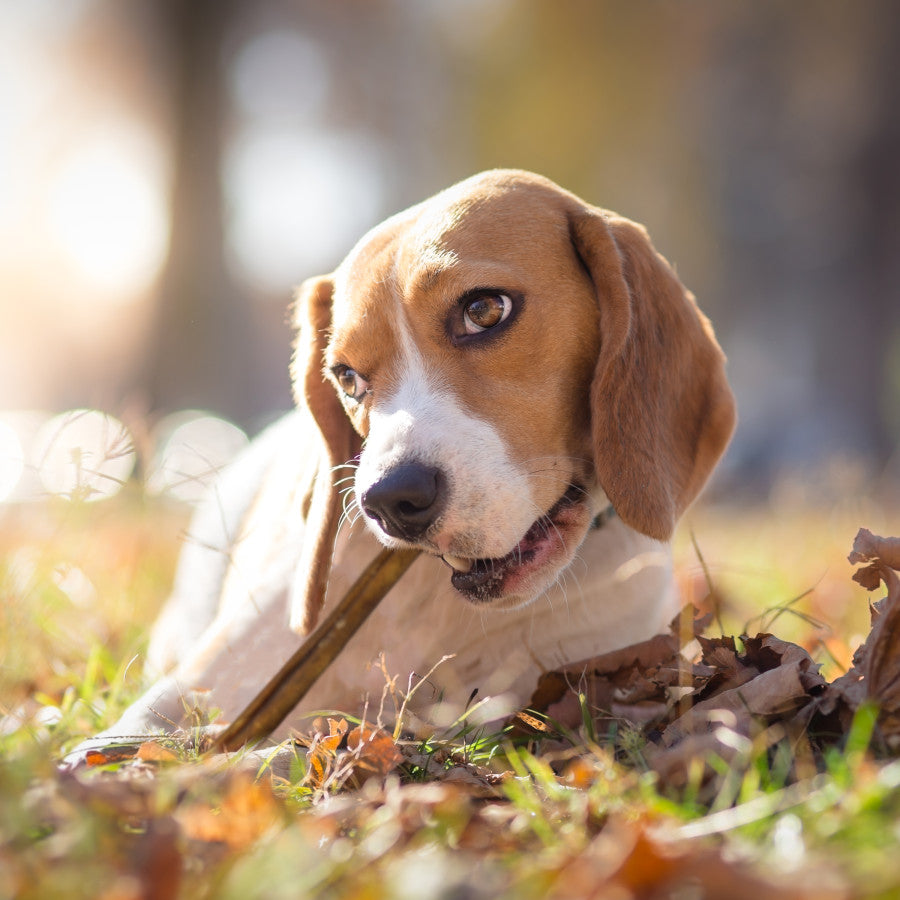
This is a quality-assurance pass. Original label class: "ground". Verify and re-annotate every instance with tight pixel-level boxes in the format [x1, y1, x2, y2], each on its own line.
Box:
[1, 485, 899, 900]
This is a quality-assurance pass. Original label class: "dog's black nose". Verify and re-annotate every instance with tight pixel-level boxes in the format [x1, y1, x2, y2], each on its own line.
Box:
[361, 463, 445, 541]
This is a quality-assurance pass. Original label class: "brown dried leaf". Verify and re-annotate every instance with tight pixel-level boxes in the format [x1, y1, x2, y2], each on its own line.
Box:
[693, 635, 754, 700]
[303, 719, 401, 789]
[439, 765, 505, 799]
[846, 528, 900, 742]
[124, 818, 183, 900]
[606, 820, 680, 895]
[303, 717, 350, 787]
[529, 632, 680, 712]
[663, 654, 823, 747]
[177, 773, 282, 850]
[61, 768, 160, 822]
[526, 613, 709, 734]
[136, 741, 179, 763]
[853, 564, 887, 592]
[609, 700, 670, 725]
[697, 634, 738, 657]
[848, 528, 900, 571]
[530, 608, 709, 713]
[849, 528, 900, 597]
[83, 744, 141, 768]
[345, 723, 403, 779]
[511, 710, 553, 734]
[550, 818, 846, 900]
[745, 634, 827, 692]
[865, 598, 900, 708]
[322, 716, 350, 742]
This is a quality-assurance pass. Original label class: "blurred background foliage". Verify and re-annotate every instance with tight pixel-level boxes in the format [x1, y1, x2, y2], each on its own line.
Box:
[1, 0, 899, 507]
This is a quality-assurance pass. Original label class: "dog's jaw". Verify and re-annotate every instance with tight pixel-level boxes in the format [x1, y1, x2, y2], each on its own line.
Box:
[439, 484, 597, 610]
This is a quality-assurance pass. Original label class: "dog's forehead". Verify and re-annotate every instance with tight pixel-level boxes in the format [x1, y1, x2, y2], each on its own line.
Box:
[332, 174, 569, 318]
[325, 173, 579, 380]
[403, 176, 570, 264]
[329, 212, 411, 341]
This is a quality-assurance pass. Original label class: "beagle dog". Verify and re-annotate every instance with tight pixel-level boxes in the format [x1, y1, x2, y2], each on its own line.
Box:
[91, 170, 735, 745]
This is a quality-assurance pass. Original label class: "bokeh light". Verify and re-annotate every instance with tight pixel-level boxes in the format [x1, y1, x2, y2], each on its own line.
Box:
[32, 409, 135, 501]
[146, 412, 248, 504]
[223, 128, 385, 293]
[48, 131, 169, 300]
[230, 29, 329, 121]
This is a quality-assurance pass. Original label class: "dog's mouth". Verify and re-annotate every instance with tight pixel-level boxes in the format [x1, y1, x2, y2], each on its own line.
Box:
[440, 484, 590, 603]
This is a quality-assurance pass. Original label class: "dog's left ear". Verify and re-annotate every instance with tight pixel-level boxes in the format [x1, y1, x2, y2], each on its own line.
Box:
[288, 275, 362, 634]
[568, 205, 736, 541]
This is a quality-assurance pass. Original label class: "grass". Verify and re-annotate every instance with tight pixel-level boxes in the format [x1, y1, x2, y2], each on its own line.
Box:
[1, 486, 899, 898]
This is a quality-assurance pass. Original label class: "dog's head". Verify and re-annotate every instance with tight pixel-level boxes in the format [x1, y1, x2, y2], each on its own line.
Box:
[289, 170, 735, 633]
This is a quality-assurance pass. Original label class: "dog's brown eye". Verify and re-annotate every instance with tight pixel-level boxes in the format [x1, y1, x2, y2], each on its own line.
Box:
[463, 293, 512, 334]
[332, 365, 369, 402]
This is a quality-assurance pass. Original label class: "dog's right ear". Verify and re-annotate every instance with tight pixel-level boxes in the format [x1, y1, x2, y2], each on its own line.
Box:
[288, 275, 361, 635]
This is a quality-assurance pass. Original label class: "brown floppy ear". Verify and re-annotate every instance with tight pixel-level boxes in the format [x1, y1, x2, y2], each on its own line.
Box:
[569, 206, 736, 541]
[288, 275, 361, 634]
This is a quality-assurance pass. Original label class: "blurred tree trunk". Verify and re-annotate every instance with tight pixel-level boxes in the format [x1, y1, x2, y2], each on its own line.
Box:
[852, 1, 900, 458]
[807, 0, 900, 463]
[139, 0, 257, 426]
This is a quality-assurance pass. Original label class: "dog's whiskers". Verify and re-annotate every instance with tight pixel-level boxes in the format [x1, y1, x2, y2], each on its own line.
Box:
[336, 482, 364, 535]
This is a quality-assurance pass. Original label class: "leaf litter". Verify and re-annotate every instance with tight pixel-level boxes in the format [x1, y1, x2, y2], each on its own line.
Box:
[7, 526, 900, 899]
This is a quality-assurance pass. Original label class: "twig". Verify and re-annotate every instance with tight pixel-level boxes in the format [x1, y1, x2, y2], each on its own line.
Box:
[211, 546, 420, 753]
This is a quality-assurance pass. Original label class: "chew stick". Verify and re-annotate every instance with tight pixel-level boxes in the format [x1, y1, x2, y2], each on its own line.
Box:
[211, 546, 420, 753]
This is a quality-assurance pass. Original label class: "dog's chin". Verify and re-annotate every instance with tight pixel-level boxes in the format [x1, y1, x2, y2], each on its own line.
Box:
[438, 485, 594, 609]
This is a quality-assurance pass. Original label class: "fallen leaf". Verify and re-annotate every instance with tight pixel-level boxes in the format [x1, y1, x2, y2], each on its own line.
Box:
[848, 528, 900, 572]
[550, 817, 847, 900]
[303, 717, 350, 787]
[528, 616, 689, 714]
[303, 719, 401, 789]
[663, 649, 823, 746]
[512, 710, 553, 734]
[846, 528, 900, 744]
[527, 616, 697, 733]
[177, 773, 283, 850]
[346, 723, 403, 779]
[84, 744, 141, 767]
[124, 817, 182, 900]
[136, 742, 179, 763]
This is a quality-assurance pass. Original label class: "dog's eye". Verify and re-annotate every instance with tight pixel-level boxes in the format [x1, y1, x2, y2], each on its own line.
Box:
[462, 293, 513, 334]
[448, 289, 521, 345]
[332, 365, 370, 402]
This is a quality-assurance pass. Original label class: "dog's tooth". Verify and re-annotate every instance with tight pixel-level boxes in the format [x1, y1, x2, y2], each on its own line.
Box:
[443, 554, 473, 573]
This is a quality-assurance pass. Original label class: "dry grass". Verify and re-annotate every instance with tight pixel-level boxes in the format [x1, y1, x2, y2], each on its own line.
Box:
[1, 487, 899, 899]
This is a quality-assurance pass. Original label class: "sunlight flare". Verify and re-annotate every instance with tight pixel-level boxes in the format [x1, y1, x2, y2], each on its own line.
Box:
[0, 418, 24, 502]
[48, 133, 169, 300]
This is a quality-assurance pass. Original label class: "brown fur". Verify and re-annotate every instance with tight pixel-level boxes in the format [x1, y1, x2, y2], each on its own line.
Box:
[289, 275, 360, 633]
